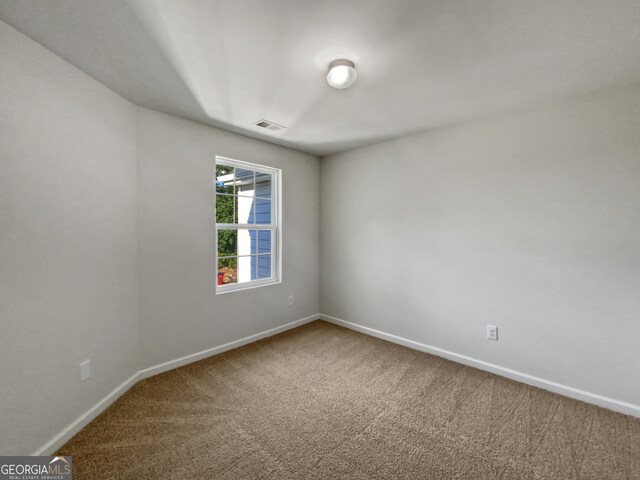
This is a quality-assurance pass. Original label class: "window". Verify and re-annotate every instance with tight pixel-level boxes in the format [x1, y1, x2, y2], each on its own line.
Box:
[215, 156, 281, 293]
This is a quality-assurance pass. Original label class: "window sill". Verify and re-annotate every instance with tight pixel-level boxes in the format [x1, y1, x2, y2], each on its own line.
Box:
[216, 278, 281, 294]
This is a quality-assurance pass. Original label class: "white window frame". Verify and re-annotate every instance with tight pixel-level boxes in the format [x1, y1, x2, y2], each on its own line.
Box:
[215, 155, 282, 294]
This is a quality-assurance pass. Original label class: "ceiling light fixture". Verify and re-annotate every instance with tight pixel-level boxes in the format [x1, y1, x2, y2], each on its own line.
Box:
[326, 59, 357, 89]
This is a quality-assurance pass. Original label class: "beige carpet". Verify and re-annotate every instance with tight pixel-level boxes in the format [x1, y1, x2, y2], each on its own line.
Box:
[58, 320, 640, 479]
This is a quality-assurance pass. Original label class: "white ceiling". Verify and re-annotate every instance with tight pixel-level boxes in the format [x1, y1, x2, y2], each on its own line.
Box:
[1, 0, 639, 156]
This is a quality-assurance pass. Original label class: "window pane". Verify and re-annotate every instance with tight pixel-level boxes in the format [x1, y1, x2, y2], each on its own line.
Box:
[257, 230, 271, 254]
[235, 169, 254, 197]
[216, 194, 235, 224]
[236, 195, 254, 224]
[217, 229, 237, 257]
[238, 229, 257, 256]
[250, 255, 258, 281]
[216, 164, 233, 177]
[215, 159, 278, 291]
[255, 172, 272, 198]
[237, 255, 257, 283]
[216, 165, 234, 194]
[255, 198, 271, 224]
[218, 257, 237, 285]
[258, 255, 272, 279]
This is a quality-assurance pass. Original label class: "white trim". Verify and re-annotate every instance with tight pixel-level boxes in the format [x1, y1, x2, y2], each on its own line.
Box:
[216, 155, 277, 176]
[32, 372, 139, 456]
[216, 277, 281, 294]
[319, 313, 640, 419]
[216, 224, 274, 230]
[214, 155, 281, 294]
[137, 314, 316, 379]
[34, 312, 638, 456]
[32, 314, 319, 456]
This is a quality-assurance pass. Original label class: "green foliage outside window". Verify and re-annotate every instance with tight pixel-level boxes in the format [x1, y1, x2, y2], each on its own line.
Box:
[216, 165, 237, 269]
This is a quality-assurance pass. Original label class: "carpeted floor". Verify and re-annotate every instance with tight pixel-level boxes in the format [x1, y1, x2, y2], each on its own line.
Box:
[58, 320, 640, 479]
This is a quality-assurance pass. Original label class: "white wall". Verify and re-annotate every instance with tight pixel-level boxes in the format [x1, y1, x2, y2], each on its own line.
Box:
[0, 20, 139, 455]
[0, 19, 321, 455]
[320, 84, 640, 407]
[4, 7, 638, 455]
[137, 108, 320, 369]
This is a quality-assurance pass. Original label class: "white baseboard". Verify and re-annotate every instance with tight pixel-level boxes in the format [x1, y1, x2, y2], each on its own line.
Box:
[32, 372, 139, 456]
[319, 313, 640, 419]
[32, 314, 319, 456]
[33, 311, 638, 455]
[137, 314, 318, 380]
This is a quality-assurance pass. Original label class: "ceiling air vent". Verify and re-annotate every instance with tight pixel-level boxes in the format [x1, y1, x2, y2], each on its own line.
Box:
[254, 119, 286, 132]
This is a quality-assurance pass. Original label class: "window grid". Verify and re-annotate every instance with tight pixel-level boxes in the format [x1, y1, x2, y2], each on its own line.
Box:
[215, 156, 280, 293]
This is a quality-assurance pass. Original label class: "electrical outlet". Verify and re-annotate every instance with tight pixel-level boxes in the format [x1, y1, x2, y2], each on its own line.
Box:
[80, 359, 91, 382]
[288, 295, 294, 306]
[486, 325, 498, 341]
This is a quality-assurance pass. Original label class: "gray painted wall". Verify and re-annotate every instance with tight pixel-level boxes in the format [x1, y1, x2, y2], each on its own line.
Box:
[3, 10, 639, 456]
[320, 84, 640, 406]
[0, 20, 139, 455]
[137, 108, 320, 368]
[0, 19, 320, 454]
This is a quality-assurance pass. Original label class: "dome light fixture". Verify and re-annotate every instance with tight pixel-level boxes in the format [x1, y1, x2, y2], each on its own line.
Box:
[326, 59, 357, 89]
